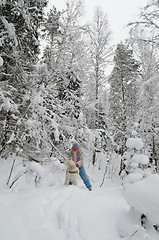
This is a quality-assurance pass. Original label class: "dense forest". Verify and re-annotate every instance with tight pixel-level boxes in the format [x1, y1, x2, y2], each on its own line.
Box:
[0, 1, 159, 240]
[0, 0, 159, 186]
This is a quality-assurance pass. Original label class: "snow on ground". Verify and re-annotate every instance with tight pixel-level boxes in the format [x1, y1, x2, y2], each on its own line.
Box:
[119, 174, 159, 240]
[124, 174, 159, 225]
[1, 157, 159, 240]
[0, 156, 129, 240]
[0, 185, 128, 240]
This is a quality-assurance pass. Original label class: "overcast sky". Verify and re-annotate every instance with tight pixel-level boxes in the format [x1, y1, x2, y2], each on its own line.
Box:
[48, 0, 148, 44]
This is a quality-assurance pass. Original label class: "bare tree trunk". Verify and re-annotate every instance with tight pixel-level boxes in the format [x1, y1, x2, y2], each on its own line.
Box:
[119, 73, 127, 174]
[92, 56, 99, 166]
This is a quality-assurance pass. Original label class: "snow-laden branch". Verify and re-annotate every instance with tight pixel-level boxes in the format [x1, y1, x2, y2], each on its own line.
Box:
[1, 17, 18, 47]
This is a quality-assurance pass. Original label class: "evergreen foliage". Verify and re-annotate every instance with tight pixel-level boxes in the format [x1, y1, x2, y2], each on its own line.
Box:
[0, 0, 158, 186]
[0, 0, 47, 81]
[0, 0, 48, 158]
[108, 42, 140, 158]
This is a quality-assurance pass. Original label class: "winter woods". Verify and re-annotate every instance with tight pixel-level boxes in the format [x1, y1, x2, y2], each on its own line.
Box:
[0, 0, 159, 188]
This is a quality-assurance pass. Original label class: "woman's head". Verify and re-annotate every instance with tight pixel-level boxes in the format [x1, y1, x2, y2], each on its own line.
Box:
[73, 142, 79, 151]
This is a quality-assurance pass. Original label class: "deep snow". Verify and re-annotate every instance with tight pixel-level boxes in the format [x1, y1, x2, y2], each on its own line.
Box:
[0, 156, 128, 240]
[0, 185, 128, 240]
[1, 157, 159, 240]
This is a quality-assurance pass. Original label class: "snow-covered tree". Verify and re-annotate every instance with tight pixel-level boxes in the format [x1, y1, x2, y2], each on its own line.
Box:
[128, 0, 159, 46]
[128, 0, 159, 82]
[85, 7, 112, 129]
[137, 75, 159, 173]
[41, 0, 90, 151]
[42, 6, 60, 69]
[0, 0, 48, 157]
[0, 0, 47, 82]
[84, 7, 112, 164]
[128, 26, 159, 82]
[108, 42, 140, 161]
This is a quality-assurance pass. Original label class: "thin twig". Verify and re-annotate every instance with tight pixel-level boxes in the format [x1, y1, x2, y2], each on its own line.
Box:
[48, 139, 65, 159]
[9, 171, 28, 189]
[100, 164, 108, 187]
[7, 159, 16, 186]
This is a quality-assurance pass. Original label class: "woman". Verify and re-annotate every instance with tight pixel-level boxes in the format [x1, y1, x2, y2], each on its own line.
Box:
[68, 142, 92, 191]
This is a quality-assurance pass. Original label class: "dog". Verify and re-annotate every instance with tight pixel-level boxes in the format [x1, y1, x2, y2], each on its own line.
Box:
[63, 158, 79, 186]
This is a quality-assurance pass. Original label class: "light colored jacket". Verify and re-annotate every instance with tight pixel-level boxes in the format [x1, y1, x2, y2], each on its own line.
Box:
[68, 147, 84, 168]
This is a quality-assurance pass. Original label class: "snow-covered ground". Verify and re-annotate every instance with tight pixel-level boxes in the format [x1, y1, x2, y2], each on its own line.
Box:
[1, 157, 159, 240]
[0, 157, 127, 240]
[0, 185, 128, 240]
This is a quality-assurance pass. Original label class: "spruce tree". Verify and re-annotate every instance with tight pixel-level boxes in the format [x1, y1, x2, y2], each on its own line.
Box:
[0, 0, 48, 156]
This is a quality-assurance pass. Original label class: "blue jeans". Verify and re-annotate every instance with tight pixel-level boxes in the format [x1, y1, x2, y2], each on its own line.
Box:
[69, 166, 92, 189]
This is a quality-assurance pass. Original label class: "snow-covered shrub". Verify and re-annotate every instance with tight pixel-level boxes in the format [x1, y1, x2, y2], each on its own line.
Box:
[121, 137, 150, 185]
[4, 156, 66, 190]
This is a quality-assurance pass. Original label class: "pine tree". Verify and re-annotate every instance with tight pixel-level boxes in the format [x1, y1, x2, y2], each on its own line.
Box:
[108, 42, 140, 163]
[42, 6, 60, 69]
